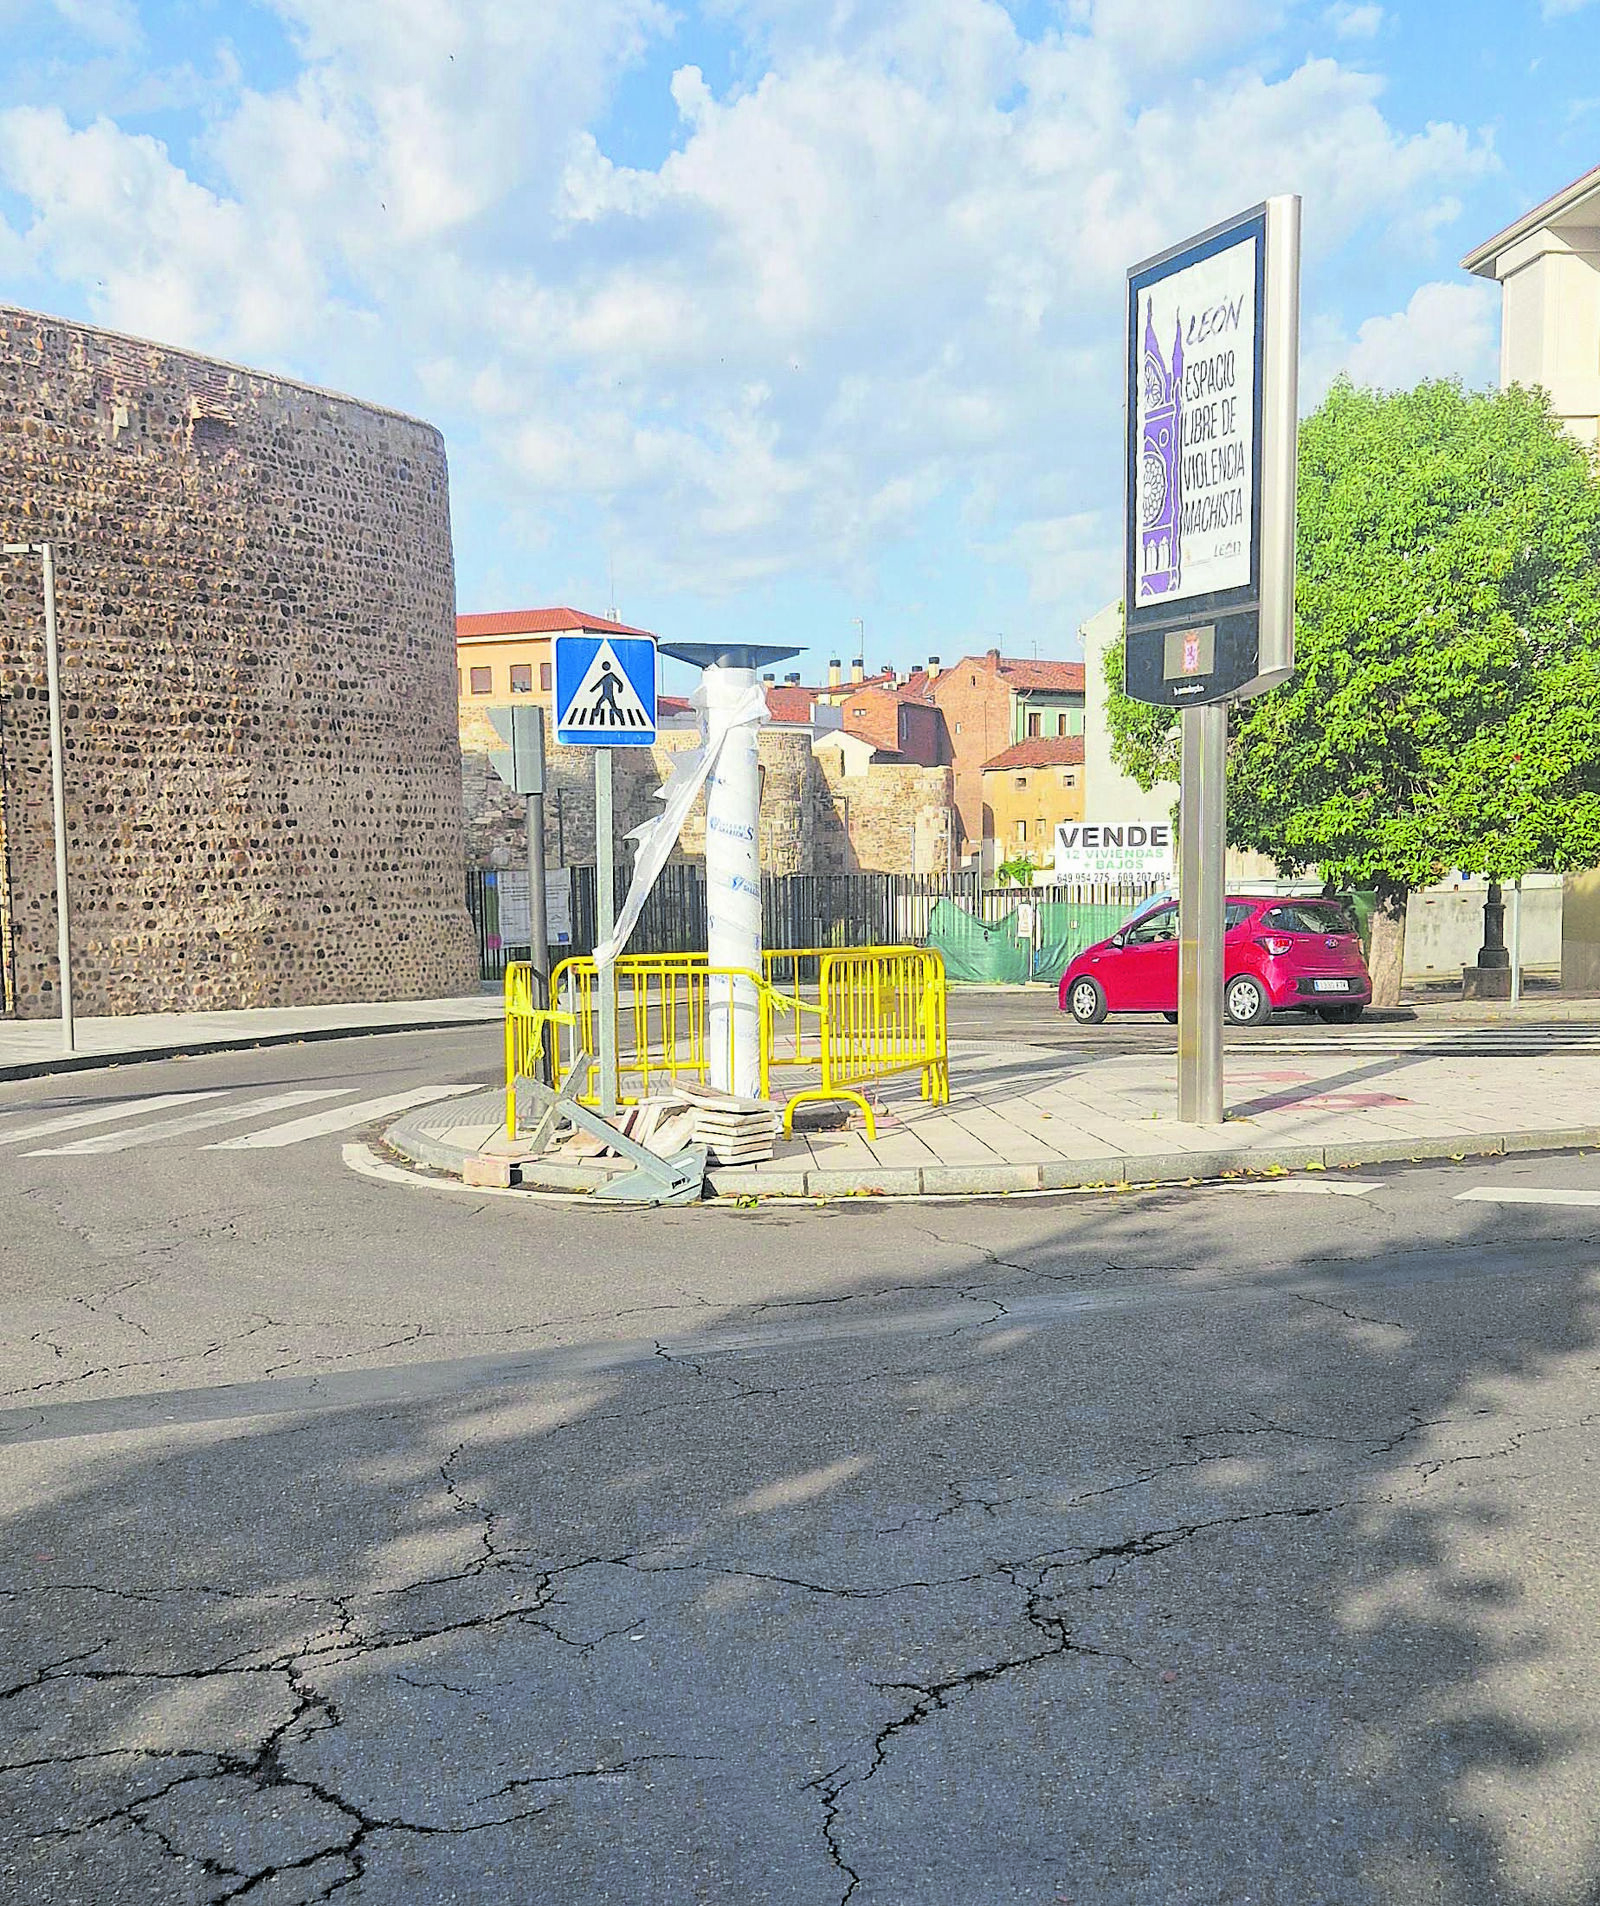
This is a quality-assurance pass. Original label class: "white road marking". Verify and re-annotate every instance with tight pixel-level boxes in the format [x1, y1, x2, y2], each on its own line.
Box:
[207, 1082, 482, 1149]
[1245, 1177, 1385, 1197]
[341, 1142, 553, 1200]
[1455, 1187, 1600, 1207]
[28, 1089, 353, 1156]
[0, 1091, 225, 1146]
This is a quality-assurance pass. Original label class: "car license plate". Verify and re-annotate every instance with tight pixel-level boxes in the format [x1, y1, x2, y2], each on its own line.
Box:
[1313, 979, 1350, 992]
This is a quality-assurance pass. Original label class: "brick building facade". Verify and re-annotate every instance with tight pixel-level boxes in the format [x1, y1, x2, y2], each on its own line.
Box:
[920, 652, 1085, 864]
[0, 306, 477, 1017]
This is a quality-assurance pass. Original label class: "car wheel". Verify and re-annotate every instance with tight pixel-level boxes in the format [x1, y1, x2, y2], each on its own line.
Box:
[1067, 977, 1108, 1025]
[1317, 1003, 1364, 1024]
[1224, 975, 1271, 1026]
[1162, 1011, 1179, 1023]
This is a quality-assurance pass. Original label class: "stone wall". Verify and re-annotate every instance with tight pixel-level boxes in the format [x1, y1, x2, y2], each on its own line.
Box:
[0, 306, 477, 1017]
[815, 754, 954, 875]
[462, 707, 953, 878]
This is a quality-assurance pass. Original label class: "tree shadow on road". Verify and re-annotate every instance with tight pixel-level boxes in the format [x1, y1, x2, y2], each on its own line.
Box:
[2, 1181, 1598, 1904]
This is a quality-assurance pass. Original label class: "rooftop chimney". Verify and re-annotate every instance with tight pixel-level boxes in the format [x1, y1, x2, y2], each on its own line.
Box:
[986, 646, 1001, 668]
[927, 655, 941, 679]
[762, 672, 775, 683]
[785, 671, 802, 684]
[828, 657, 842, 689]
[851, 657, 865, 684]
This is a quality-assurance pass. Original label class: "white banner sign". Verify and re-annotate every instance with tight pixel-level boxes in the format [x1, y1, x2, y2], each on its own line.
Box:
[497, 869, 573, 947]
[1055, 821, 1174, 883]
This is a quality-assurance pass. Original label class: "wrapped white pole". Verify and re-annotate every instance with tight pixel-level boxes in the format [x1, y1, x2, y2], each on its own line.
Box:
[704, 662, 764, 1096]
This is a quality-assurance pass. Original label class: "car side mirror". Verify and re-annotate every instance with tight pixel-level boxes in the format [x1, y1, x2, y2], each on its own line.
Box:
[1110, 934, 1125, 949]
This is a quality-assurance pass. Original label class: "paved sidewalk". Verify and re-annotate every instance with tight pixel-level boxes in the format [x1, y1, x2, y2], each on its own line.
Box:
[387, 1025, 1600, 1199]
[0, 993, 501, 1079]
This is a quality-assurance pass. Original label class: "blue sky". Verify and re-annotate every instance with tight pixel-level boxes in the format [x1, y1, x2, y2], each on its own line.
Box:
[0, 0, 1595, 694]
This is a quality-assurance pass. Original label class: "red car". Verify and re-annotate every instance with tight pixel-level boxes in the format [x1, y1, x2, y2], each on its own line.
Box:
[1058, 894, 1373, 1026]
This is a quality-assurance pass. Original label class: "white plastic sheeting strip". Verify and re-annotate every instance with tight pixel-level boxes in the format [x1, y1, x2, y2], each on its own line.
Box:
[591, 671, 769, 972]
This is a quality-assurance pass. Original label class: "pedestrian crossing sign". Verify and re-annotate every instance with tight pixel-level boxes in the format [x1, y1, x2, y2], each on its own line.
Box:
[553, 633, 658, 746]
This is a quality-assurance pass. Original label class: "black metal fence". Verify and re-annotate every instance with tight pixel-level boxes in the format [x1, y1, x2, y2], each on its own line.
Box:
[468, 866, 1162, 983]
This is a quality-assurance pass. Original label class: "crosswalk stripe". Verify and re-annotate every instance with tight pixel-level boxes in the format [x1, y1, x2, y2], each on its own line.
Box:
[27, 1089, 354, 1156]
[1455, 1187, 1600, 1207]
[205, 1082, 483, 1150]
[0, 1090, 227, 1146]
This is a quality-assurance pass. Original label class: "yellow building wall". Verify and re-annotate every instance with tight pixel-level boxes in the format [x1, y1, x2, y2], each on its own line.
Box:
[982, 763, 1085, 865]
[455, 634, 554, 707]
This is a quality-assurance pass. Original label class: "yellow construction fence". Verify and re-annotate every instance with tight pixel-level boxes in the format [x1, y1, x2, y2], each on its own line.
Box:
[505, 945, 948, 1141]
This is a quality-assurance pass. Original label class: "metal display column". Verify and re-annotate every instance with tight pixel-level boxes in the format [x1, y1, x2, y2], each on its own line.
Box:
[703, 662, 763, 1097]
[660, 639, 800, 1102]
[1177, 704, 1226, 1125]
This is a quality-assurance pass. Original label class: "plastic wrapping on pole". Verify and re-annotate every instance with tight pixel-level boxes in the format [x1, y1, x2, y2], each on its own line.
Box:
[704, 664, 763, 1097]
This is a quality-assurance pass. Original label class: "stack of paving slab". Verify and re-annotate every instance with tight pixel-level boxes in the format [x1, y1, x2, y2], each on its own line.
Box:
[546, 1081, 777, 1169]
[673, 1081, 779, 1167]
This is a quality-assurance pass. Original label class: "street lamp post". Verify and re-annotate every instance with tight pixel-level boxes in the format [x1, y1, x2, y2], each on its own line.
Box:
[3, 540, 73, 1051]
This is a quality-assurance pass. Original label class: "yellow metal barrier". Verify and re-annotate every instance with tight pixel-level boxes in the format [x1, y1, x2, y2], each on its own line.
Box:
[548, 953, 775, 1109]
[767, 946, 948, 1137]
[511, 946, 948, 1141]
[504, 962, 574, 1139]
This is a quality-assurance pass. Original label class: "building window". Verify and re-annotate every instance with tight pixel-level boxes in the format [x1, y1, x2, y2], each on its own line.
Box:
[469, 665, 492, 695]
[1027, 711, 1041, 737]
[954, 721, 962, 735]
[1014, 774, 1027, 789]
[1061, 771, 1076, 787]
[1014, 819, 1027, 842]
[510, 663, 533, 694]
[1035, 817, 1047, 839]
[1057, 712, 1068, 736]
[540, 662, 552, 691]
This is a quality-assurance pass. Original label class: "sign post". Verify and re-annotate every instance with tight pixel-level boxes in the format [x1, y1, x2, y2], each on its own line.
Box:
[1123, 195, 1300, 1124]
[554, 631, 660, 1119]
[487, 703, 550, 1081]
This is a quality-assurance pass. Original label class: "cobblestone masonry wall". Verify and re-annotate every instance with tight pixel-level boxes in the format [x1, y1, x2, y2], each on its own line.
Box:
[462, 705, 952, 879]
[0, 306, 477, 1017]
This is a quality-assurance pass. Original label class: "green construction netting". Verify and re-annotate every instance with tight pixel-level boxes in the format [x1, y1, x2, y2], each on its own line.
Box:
[927, 898, 1136, 985]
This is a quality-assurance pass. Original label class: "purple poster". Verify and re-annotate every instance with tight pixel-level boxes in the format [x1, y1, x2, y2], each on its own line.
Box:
[1132, 233, 1258, 609]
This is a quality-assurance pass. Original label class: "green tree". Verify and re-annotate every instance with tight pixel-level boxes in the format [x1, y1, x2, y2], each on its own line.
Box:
[1105, 379, 1600, 1004]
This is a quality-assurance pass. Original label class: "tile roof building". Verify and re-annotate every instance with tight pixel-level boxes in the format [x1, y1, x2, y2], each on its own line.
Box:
[981, 737, 1086, 869]
[455, 606, 656, 711]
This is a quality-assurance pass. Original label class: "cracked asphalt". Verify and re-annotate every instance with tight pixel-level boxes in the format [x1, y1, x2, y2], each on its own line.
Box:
[4, 1026, 1600, 1903]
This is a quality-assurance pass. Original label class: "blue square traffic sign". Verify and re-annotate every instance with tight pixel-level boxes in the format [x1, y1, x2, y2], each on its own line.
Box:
[553, 633, 658, 746]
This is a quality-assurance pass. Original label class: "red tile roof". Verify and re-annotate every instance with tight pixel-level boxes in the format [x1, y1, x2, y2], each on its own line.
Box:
[997, 659, 1085, 692]
[456, 606, 654, 640]
[981, 737, 1086, 772]
[763, 685, 817, 724]
[658, 693, 695, 717]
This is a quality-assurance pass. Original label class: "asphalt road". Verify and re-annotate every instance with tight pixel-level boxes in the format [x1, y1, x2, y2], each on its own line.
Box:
[3, 1026, 1600, 1904]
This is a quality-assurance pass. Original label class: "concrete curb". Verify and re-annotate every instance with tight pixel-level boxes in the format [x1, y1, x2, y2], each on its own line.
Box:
[0, 1012, 500, 1084]
[382, 1113, 1600, 1202]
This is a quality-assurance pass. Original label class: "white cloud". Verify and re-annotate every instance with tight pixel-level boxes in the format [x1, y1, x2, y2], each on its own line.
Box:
[1305, 279, 1500, 400]
[1323, 2, 1384, 36]
[1543, 0, 1597, 16]
[0, 108, 319, 357]
[49, 0, 140, 50]
[1067, 0, 1286, 68]
[0, 0, 1500, 614]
